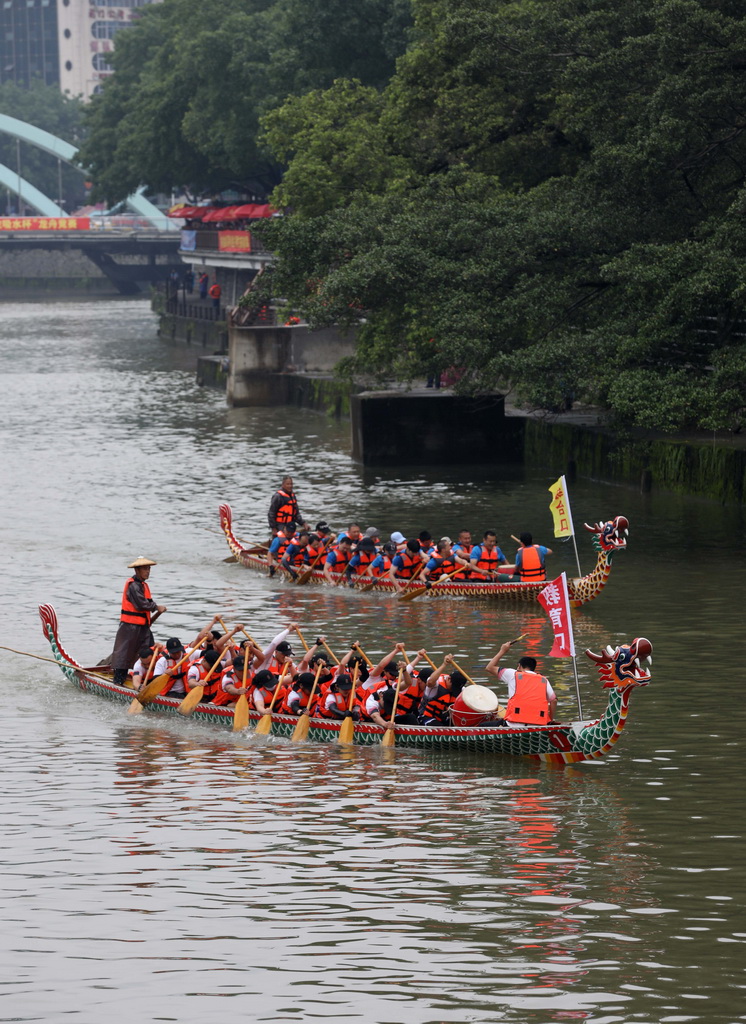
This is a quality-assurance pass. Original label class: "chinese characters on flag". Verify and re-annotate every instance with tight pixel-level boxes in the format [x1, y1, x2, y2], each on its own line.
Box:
[537, 572, 575, 658]
[548, 475, 574, 538]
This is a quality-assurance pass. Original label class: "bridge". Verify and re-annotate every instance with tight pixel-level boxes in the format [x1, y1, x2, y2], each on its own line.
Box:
[0, 115, 183, 294]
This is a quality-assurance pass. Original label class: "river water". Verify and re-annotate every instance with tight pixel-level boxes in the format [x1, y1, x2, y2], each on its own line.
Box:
[1, 299, 744, 1024]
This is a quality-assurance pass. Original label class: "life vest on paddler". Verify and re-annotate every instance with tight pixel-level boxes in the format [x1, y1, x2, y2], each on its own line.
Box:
[273, 490, 298, 525]
[328, 545, 351, 573]
[372, 555, 391, 577]
[320, 689, 355, 717]
[251, 682, 287, 711]
[474, 547, 499, 573]
[280, 686, 318, 715]
[518, 545, 545, 581]
[392, 684, 420, 716]
[189, 661, 221, 701]
[120, 577, 152, 626]
[271, 531, 291, 560]
[353, 548, 376, 575]
[504, 670, 550, 725]
[428, 556, 456, 581]
[212, 667, 251, 706]
[283, 542, 306, 569]
[421, 687, 455, 723]
[159, 655, 189, 695]
[395, 552, 421, 579]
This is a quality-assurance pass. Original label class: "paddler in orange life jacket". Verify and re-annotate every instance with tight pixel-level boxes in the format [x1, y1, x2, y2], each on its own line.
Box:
[268, 475, 306, 537]
[469, 530, 513, 582]
[419, 655, 468, 725]
[111, 556, 167, 687]
[185, 648, 223, 702]
[422, 538, 470, 584]
[280, 531, 311, 580]
[513, 532, 553, 583]
[323, 534, 353, 582]
[486, 640, 557, 724]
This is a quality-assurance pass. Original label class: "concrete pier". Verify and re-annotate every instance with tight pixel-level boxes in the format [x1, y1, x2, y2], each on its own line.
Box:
[227, 323, 355, 406]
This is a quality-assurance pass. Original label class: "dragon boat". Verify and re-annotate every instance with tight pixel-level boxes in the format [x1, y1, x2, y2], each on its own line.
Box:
[219, 503, 629, 607]
[38, 604, 652, 765]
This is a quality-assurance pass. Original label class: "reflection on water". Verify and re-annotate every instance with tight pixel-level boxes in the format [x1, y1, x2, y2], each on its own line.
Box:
[1, 301, 745, 1022]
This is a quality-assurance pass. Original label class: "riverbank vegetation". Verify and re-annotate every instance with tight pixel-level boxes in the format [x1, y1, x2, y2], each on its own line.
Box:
[82, 0, 746, 434]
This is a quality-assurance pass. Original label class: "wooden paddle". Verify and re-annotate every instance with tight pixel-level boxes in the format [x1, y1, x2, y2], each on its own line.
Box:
[381, 667, 405, 747]
[232, 651, 252, 732]
[295, 628, 311, 652]
[254, 664, 290, 736]
[351, 643, 374, 668]
[337, 664, 360, 745]
[291, 662, 324, 742]
[399, 563, 466, 602]
[177, 653, 224, 715]
[0, 646, 128, 685]
[296, 547, 326, 585]
[127, 644, 162, 715]
[320, 638, 340, 665]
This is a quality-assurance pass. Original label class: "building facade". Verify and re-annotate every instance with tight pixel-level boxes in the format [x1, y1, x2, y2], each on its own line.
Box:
[0, 0, 155, 99]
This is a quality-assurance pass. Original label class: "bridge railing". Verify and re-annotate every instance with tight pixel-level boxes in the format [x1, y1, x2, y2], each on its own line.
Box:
[165, 293, 227, 322]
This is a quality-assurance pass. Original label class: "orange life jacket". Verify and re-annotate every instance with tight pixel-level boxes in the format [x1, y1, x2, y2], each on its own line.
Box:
[518, 545, 545, 581]
[353, 549, 376, 575]
[159, 654, 189, 695]
[372, 555, 391, 577]
[422, 687, 455, 723]
[474, 546, 499, 573]
[273, 490, 298, 525]
[319, 688, 358, 718]
[327, 546, 351, 573]
[212, 667, 252, 706]
[280, 687, 318, 715]
[394, 551, 421, 579]
[188, 661, 221, 701]
[428, 555, 457, 581]
[120, 577, 153, 626]
[271, 531, 290, 560]
[504, 670, 550, 724]
[251, 683, 287, 711]
[283, 542, 307, 568]
[393, 684, 421, 716]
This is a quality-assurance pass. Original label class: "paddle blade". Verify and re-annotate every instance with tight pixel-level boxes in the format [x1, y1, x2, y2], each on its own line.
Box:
[295, 570, 312, 585]
[223, 555, 238, 563]
[254, 713, 273, 736]
[291, 713, 311, 742]
[137, 672, 170, 706]
[232, 695, 249, 731]
[177, 685, 203, 715]
[127, 696, 143, 715]
[398, 586, 426, 602]
[381, 728, 396, 747]
[337, 716, 355, 745]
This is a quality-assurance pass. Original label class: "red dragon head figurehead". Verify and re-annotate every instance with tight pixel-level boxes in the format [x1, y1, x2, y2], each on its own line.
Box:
[585, 637, 653, 689]
[583, 515, 629, 553]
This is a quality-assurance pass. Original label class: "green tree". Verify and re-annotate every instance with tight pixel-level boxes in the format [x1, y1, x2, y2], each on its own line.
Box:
[79, 0, 412, 204]
[262, 0, 746, 432]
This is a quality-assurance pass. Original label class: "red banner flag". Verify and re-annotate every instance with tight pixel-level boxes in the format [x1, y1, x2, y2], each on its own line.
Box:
[537, 572, 575, 658]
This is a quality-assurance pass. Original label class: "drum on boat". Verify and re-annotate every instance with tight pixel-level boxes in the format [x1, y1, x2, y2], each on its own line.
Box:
[450, 684, 499, 726]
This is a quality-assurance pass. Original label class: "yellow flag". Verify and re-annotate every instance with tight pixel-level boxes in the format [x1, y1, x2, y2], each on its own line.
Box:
[548, 475, 574, 538]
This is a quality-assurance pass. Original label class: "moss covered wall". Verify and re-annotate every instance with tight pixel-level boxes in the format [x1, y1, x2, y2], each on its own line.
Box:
[523, 420, 746, 503]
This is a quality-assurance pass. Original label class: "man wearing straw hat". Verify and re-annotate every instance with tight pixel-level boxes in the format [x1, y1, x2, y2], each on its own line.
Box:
[111, 556, 167, 686]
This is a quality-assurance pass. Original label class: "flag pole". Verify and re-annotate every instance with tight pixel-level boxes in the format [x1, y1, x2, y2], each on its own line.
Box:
[571, 655, 583, 720]
[570, 532, 582, 580]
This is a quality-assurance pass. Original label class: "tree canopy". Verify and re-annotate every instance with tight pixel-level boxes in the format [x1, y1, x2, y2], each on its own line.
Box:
[260, 0, 746, 432]
[78, 0, 412, 202]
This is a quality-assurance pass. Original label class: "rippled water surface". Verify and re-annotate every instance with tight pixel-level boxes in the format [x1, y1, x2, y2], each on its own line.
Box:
[1, 300, 745, 1023]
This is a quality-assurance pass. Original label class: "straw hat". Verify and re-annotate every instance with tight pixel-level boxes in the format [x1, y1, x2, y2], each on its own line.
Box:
[127, 556, 157, 568]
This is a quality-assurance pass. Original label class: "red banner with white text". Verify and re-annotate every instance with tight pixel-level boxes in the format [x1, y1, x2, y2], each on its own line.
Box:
[537, 572, 575, 658]
[0, 217, 90, 231]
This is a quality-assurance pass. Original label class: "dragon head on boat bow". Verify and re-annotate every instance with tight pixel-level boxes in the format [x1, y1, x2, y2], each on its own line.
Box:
[583, 515, 629, 553]
[585, 637, 652, 690]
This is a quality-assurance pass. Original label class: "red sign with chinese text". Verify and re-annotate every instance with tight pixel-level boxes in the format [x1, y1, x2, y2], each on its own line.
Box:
[0, 217, 90, 231]
[537, 573, 575, 658]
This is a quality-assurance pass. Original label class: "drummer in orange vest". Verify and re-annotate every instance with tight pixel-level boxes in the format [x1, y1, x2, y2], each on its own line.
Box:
[486, 641, 557, 723]
[111, 556, 167, 686]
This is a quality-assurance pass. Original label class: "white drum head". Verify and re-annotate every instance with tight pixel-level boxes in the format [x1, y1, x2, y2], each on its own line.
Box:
[460, 685, 498, 713]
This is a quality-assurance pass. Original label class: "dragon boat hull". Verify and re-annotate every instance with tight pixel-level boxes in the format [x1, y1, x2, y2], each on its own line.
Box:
[38, 604, 651, 766]
[219, 504, 629, 607]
